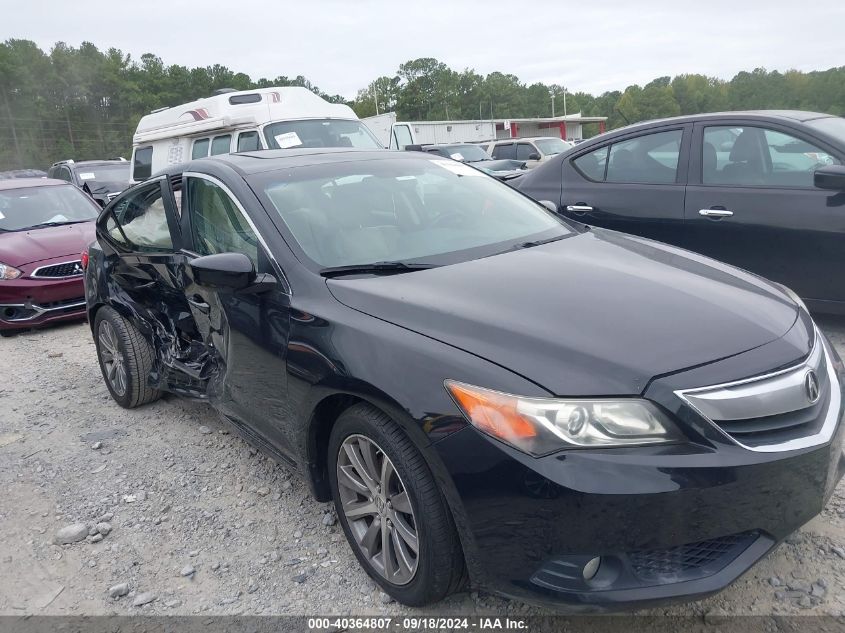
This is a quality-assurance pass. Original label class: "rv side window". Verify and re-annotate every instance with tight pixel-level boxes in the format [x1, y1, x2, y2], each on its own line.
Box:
[133, 147, 153, 181]
[192, 138, 210, 159]
[210, 135, 232, 156]
[237, 131, 260, 152]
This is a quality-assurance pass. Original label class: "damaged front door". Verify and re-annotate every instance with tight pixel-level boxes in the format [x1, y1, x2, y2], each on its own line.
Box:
[178, 173, 293, 455]
[99, 175, 211, 394]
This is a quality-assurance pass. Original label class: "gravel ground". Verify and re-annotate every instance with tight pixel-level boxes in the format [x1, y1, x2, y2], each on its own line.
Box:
[1, 316, 845, 620]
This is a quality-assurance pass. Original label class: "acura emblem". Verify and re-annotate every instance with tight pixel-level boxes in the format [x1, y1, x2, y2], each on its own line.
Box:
[805, 370, 820, 404]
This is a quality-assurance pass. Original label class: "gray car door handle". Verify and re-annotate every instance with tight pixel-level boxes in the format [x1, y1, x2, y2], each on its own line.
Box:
[566, 205, 594, 213]
[699, 208, 734, 218]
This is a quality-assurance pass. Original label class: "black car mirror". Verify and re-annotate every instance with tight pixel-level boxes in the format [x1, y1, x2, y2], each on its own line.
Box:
[189, 252, 256, 290]
[814, 165, 845, 191]
[528, 153, 541, 161]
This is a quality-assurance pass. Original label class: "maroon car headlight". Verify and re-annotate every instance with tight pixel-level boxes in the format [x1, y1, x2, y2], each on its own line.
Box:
[445, 380, 683, 456]
[0, 262, 22, 280]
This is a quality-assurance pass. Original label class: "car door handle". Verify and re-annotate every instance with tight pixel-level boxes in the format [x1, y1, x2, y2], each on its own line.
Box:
[699, 208, 734, 218]
[187, 296, 210, 314]
[565, 205, 593, 214]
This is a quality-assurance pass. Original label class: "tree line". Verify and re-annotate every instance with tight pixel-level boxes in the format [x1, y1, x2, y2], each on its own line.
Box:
[1, 39, 844, 170]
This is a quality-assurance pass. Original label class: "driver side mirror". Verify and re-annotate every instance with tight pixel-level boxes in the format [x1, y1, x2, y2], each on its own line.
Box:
[528, 152, 541, 161]
[814, 165, 845, 191]
[189, 252, 276, 294]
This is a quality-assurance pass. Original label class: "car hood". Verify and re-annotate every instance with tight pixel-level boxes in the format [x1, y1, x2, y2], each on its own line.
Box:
[0, 221, 96, 267]
[327, 229, 798, 396]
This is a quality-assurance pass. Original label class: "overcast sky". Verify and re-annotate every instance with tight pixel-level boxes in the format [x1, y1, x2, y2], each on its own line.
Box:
[3, 0, 844, 100]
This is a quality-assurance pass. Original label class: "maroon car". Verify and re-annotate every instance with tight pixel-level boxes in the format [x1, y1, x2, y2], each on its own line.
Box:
[0, 178, 99, 336]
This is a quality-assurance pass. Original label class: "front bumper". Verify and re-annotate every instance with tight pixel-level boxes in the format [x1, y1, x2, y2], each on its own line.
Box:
[434, 334, 845, 612]
[0, 269, 86, 331]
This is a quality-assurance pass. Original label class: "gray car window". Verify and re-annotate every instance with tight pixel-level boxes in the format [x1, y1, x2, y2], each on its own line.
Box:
[703, 126, 839, 187]
[573, 146, 609, 181]
[606, 130, 682, 184]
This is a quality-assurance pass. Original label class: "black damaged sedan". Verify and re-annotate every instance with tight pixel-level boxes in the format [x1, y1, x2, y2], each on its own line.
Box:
[83, 148, 845, 611]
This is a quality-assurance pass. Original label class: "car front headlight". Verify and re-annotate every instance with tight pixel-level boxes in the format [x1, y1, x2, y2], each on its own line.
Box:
[445, 380, 683, 456]
[0, 262, 22, 280]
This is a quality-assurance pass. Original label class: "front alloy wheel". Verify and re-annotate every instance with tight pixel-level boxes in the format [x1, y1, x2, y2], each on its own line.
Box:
[337, 434, 419, 585]
[328, 403, 465, 606]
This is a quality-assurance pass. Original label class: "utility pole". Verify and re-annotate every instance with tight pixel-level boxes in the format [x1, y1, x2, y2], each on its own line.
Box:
[373, 84, 379, 115]
[563, 88, 567, 118]
[549, 90, 555, 118]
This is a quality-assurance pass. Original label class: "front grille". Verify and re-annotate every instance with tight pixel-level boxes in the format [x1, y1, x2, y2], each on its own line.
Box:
[629, 532, 756, 582]
[32, 261, 83, 278]
[676, 331, 841, 452]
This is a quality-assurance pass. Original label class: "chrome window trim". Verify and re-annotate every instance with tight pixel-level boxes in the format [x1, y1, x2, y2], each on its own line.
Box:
[31, 260, 84, 279]
[183, 171, 290, 295]
[676, 329, 842, 453]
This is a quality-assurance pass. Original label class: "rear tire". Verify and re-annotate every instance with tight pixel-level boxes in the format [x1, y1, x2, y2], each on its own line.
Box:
[328, 403, 465, 606]
[0, 330, 17, 338]
[94, 306, 161, 408]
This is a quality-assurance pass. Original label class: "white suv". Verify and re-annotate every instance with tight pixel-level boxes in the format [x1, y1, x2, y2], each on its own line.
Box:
[483, 137, 575, 168]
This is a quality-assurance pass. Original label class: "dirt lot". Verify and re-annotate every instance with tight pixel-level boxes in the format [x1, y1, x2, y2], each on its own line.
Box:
[1, 316, 845, 620]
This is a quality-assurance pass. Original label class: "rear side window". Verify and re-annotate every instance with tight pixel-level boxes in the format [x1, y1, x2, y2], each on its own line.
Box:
[572, 146, 609, 181]
[192, 138, 210, 159]
[492, 143, 516, 160]
[605, 130, 682, 184]
[108, 182, 173, 251]
[133, 147, 153, 181]
[237, 131, 260, 152]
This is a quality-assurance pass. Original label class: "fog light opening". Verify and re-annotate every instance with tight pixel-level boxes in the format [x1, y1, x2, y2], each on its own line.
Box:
[582, 556, 601, 581]
[3, 307, 16, 319]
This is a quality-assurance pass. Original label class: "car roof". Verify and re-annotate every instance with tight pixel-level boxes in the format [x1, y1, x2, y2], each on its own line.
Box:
[492, 136, 565, 143]
[605, 110, 837, 136]
[164, 148, 426, 177]
[51, 159, 128, 169]
[0, 177, 68, 191]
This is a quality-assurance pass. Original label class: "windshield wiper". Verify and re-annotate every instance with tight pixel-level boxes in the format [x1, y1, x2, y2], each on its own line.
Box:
[15, 220, 90, 231]
[320, 261, 440, 278]
[513, 234, 568, 249]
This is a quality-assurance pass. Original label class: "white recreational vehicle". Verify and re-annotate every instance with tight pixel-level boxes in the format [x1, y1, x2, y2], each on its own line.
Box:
[130, 87, 381, 181]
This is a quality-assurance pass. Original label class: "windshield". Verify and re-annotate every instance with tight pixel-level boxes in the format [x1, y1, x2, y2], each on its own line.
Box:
[440, 145, 491, 162]
[534, 138, 572, 155]
[263, 119, 381, 150]
[77, 164, 131, 183]
[0, 185, 99, 231]
[255, 157, 570, 269]
[806, 116, 845, 145]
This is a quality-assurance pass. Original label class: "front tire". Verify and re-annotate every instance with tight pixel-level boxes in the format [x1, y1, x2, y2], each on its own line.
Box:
[94, 307, 161, 408]
[328, 403, 465, 606]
